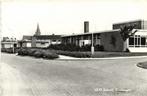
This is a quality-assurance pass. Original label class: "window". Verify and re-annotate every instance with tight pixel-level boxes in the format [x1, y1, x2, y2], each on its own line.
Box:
[97, 34, 100, 39]
[41, 42, 45, 45]
[129, 35, 147, 47]
[84, 36, 88, 40]
[141, 37, 146, 45]
[129, 37, 134, 45]
[135, 38, 138, 46]
[52, 40, 56, 42]
[97, 39, 101, 45]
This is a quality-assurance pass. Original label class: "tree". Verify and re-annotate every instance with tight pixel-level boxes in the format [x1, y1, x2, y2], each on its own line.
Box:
[120, 24, 138, 41]
[119, 24, 138, 51]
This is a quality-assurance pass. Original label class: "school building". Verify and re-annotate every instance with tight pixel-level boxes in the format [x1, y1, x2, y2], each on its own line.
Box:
[62, 20, 147, 52]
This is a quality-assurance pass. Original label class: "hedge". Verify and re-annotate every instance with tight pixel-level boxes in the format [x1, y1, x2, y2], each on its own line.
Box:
[48, 44, 104, 51]
[43, 51, 59, 59]
[17, 48, 59, 59]
[1, 48, 16, 54]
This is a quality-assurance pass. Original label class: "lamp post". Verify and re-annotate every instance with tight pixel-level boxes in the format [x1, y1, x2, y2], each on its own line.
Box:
[13, 42, 15, 53]
[91, 32, 94, 55]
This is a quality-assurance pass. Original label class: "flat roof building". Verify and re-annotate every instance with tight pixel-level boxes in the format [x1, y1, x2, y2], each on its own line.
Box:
[62, 20, 147, 52]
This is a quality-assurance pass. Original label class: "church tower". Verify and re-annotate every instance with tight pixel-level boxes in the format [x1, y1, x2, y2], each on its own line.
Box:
[34, 23, 41, 36]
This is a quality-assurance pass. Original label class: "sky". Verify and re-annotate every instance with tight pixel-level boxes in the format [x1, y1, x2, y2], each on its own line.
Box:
[1, 0, 147, 40]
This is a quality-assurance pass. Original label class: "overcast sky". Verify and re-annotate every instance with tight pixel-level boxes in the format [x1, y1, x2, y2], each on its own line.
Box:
[1, 0, 147, 40]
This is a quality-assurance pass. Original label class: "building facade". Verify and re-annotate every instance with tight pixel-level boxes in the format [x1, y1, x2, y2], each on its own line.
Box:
[18, 24, 61, 48]
[31, 35, 61, 48]
[1, 37, 17, 48]
[127, 30, 147, 52]
[18, 35, 32, 47]
[62, 20, 147, 52]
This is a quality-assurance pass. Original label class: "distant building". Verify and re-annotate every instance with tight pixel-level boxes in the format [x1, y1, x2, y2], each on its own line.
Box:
[34, 23, 41, 36]
[18, 35, 32, 47]
[1, 37, 17, 48]
[32, 35, 61, 48]
[18, 24, 61, 48]
[113, 20, 147, 30]
[62, 20, 147, 52]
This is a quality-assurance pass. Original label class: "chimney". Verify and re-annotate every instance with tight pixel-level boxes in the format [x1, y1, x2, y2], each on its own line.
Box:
[84, 21, 89, 33]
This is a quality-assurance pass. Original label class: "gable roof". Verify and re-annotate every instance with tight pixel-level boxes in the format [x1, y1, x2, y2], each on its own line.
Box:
[34, 35, 61, 40]
[22, 35, 32, 40]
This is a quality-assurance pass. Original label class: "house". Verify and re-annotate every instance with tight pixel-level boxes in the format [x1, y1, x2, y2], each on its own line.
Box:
[18, 24, 61, 48]
[18, 35, 32, 48]
[1, 37, 17, 48]
[62, 20, 147, 52]
[31, 35, 61, 48]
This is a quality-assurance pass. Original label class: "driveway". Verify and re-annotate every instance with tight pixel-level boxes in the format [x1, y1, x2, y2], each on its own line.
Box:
[1, 53, 147, 96]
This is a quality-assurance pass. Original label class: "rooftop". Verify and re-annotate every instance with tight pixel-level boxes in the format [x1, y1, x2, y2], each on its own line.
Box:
[22, 35, 32, 40]
[34, 35, 62, 40]
[113, 19, 146, 25]
[62, 29, 120, 37]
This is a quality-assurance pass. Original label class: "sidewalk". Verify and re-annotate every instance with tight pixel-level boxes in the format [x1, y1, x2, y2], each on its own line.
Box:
[59, 55, 77, 59]
[58, 55, 147, 60]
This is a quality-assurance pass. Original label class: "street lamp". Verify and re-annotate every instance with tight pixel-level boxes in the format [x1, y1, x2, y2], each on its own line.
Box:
[91, 32, 94, 55]
[12, 40, 15, 53]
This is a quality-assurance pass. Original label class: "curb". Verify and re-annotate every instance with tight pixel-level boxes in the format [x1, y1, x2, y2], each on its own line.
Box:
[58, 56, 147, 60]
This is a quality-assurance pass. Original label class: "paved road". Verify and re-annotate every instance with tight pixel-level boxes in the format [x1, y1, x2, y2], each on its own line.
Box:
[1, 53, 147, 96]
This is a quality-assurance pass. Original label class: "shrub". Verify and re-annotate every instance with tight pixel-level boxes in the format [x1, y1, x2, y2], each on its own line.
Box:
[17, 48, 59, 59]
[17, 48, 28, 56]
[27, 49, 37, 56]
[43, 51, 59, 59]
[48, 44, 104, 52]
[94, 45, 104, 51]
[7, 48, 13, 53]
[81, 45, 91, 51]
[33, 50, 43, 58]
[1, 48, 6, 52]
[17, 49, 23, 55]
[48, 44, 81, 51]
[1, 48, 15, 54]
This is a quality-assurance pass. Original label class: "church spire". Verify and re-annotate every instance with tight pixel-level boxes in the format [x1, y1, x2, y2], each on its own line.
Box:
[35, 23, 41, 36]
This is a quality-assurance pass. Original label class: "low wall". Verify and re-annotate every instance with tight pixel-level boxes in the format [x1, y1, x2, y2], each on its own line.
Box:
[128, 47, 147, 52]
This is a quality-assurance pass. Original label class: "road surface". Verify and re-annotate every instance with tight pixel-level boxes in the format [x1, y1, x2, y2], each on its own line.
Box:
[1, 53, 147, 96]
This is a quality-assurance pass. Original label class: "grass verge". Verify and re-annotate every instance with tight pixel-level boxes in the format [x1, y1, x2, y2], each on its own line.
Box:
[137, 62, 147, 69]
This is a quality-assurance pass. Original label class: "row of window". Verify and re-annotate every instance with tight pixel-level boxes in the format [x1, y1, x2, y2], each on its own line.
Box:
[129, 35, 147, 47]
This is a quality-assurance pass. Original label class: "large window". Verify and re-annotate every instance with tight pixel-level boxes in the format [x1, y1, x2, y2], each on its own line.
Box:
[129, 35, 147, 47]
